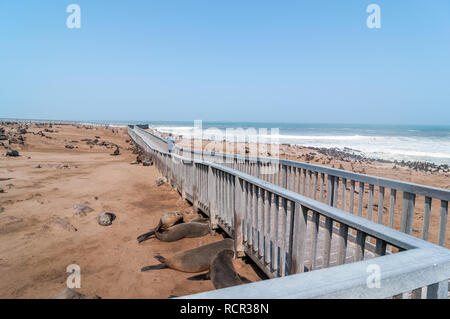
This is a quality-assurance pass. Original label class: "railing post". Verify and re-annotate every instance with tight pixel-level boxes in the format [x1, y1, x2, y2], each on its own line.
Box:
[282, 164, 287, 189]
[234, 177, 245, 257]
[291, 202, 308, 274]
[327, 175, 335, 207]
[207, 165, 218, 230]
[427, 281, 449, 299]
[400, 192, 416, 234]
[192, 162, 199, 213]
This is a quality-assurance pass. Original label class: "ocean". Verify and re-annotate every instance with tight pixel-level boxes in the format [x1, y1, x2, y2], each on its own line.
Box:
[146, 121, 450, 166]
[3, 119, 450, 165]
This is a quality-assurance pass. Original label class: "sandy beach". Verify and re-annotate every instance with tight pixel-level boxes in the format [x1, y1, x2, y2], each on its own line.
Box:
[0, 122, 261, 298]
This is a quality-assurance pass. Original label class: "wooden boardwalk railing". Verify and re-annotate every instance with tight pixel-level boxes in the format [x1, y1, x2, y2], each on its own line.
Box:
[129, 125, 450, 299]
[172, 139, 450, 248]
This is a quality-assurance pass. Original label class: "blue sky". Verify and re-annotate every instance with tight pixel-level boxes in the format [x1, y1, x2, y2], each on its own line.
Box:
[1, 1, 449, 124]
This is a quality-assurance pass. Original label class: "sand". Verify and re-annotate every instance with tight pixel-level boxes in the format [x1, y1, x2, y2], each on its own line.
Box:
[0, 123, 261, 298]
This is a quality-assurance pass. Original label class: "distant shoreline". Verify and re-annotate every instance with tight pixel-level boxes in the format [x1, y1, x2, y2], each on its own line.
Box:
[2, 118, 450, 167]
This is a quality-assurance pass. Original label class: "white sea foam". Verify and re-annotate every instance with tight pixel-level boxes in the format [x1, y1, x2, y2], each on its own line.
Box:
[154, 124, 450, 165]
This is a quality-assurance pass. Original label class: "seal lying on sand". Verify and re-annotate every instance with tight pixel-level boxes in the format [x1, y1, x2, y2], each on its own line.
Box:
[137, 211, 184, 243]
[154, 217, 209, 242]
[210, 249, 243, 289]
[141, 238, 234, 273]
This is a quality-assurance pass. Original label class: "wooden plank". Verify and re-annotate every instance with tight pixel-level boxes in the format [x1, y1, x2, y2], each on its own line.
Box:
[270, 193, 278, 273]
[322, 217, 333, 268]
[319, 173, 325, 202]
[377, 186, 385, 224]
[438, 200, 448, 246]
[313, 172, 318, 200]
[308, 170, 312, 197]
[367, 184, 374, 221]
[233, 177, 245, 256]
[421, 197, 432, 241]
[263, 190, 270, 265]
[251, 183, 257, 249]
[388, 189, 397, 228]
[278, 197, 287, 276]
[333, 177, 339, 208]
[349, 180, 355, 214]
[358, 182, 364, 217]
[284, 201, 294, 275]
[243, 180, 249, 243]
[354, 230, 366, 261]
[302, 169, 307, 195]
[257, 186, 264, 257]
[337, 223, 348, 265]
[291, 202, 308, 274]
[400, 192, 416, 234]
[327, 175, 334, 206]
[308, 211, 320, 271]
[375, 239, 386, 256]
[341, 178, 347, 211]
[282, 164, 288, 189]
[208, 166, 218, 228]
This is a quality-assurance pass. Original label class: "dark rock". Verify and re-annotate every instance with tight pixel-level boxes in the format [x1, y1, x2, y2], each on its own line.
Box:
[65, 145, 74, 149]
[111, 146, 120, 156]
[0, 135, 7, 141]
[143, 161, 153, 167]
[6, 148, 19, 157]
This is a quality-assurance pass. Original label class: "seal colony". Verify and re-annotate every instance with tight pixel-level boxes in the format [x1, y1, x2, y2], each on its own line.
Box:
[0, 121, 266, 298]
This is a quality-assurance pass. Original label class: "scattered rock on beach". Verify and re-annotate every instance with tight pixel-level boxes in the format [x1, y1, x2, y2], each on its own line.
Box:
[0, 207, 4, 213]
[97, 212, 116, 226]
[65, 145, 74, 149]
[0, 188, 4, 193]
[111, 146, 120, 156]
[143, 161, 153, 167]
[73, 205, 94, 217]
[34, 164, 41, 168]
[0, 135, 7, 141]
[156, 176, 167, 186]
[5, 148, 19, 157]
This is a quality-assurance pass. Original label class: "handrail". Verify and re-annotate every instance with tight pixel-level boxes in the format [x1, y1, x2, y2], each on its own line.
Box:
[172, 142, 449, 247]
[182, 247, 450, 299]
[173, 145, 450, 201]
[128, 126, 450, 298]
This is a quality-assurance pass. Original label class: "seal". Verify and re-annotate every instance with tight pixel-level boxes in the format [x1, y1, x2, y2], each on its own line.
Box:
[154, 221, 210, 242]
[210, 249, 243, 289]
[141, 238, 234, 273]
[137, 211, 184, 243]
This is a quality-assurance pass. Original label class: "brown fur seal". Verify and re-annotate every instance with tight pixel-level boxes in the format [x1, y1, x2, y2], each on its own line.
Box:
[141, 238, 234, 273]
[210, 249, 243, 289]
[154, 221, 210, 242]
[137, 211, 184, 243]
